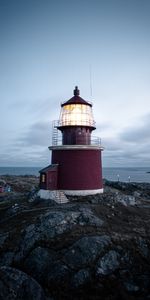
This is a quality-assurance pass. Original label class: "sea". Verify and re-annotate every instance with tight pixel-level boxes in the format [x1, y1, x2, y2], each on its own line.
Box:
[0, 167, 150, 183]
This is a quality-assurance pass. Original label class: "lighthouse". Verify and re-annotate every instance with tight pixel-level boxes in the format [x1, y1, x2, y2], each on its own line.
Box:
[39, 86, 103, 200]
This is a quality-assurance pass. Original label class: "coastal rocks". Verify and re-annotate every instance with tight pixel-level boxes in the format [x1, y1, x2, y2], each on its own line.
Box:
[96, 250, 120, 276]
[78, 207, 104, 226]
[0, 233, 9, 249]
[135, 237, 149, 259]
[71, 268, 91, 288]
[123, 281, 140, 292]
[0, 251, 14, 267]
[115, 194, 136, 206]
[0, 266, 45, 300]
[119, 270, 150, 294]
[86, 189, 138, 207]
[0, 175, 39, 194]
[104, 180, 139, 192]
[47, 262, 70, 286]
[14, 209, 104, 263]
[0, 176, 150, 299]
[23, 247, 58, 283]
[105, 180, 150, 198]
[0, 234, 15, 267]
[63, 235, 111, 270]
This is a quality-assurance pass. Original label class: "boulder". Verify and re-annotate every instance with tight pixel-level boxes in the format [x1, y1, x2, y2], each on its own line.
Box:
[0, 251, 14, 267]
[136, 237, 149, 259]
[0, 233, 9, 249]
[47, 262, 70, 286]
[64, 235, 111, 270]
[24, 246, 58, 283]
[123, 281, 139, 292]
[0, 266, 45, 300]
[71, 268, 91, 288]
[115, 194, 136, 206]
[14, 209, 104, 263]
[96, 250, 120, 275]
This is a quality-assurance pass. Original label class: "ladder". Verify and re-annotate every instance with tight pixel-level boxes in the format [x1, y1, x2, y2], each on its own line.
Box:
[52, 120, 59, 146]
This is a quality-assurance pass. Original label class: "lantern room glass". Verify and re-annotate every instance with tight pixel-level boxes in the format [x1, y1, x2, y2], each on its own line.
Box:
[59, 104, 95, 127]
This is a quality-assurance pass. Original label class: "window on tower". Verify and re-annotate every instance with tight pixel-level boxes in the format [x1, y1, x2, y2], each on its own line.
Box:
[41, 174, 46, 183]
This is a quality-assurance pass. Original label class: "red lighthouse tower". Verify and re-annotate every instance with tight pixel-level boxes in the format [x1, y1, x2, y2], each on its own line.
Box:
[39, 86, 103, 199]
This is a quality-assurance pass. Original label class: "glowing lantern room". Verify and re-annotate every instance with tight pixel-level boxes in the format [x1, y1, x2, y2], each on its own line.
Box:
[59, 86, 95, 128]
[58, 86, 96, 146]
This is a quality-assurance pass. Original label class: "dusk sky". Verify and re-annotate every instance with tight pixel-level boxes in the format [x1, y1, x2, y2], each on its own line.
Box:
[0, 0, 150, 167]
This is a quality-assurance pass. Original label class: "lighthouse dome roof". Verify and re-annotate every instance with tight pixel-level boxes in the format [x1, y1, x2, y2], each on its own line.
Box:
[61, 86, 92, 107]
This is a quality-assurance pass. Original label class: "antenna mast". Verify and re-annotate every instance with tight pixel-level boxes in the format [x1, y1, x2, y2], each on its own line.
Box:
[89, 64, 93, 99]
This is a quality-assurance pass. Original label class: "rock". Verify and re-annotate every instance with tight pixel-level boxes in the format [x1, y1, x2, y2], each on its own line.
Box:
[133, 191, 141, 198]
[96, 250, 120, 275]
[47, 262, 70, 286]
[0, 266, 46, 300]
[15, 209, 104, 263]
[136, 237, 149, 259]
[24, 246, 58, 283]
[0, 251, 14, 267]
[71, 269, 91, 288]
[1, 175, 150, 299]
[124, 281, 139, 292]
[64, 235, 111, 270]
[78, 207, 104, 226]
[0, 175, 39, 193]
[0, 233, 9, 249]
[115, 194, 136, 206]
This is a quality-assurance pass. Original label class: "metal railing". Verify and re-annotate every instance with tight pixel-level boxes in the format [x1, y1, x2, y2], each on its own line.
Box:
[51, 122, 101, 146]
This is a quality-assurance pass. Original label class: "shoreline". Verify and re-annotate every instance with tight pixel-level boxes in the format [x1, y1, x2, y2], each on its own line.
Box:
[1, 173, 150, 180]
[1, 166, 150, 183]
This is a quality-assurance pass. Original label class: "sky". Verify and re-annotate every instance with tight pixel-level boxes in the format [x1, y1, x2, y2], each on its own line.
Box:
[0, 0, 150, 167]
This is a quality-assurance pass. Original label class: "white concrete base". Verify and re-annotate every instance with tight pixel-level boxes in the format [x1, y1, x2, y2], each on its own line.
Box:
[38, 189, 56, 200]
[61, 188, 104, 196]
[37, 189, 69, 203]
[38, 188, 103, 198]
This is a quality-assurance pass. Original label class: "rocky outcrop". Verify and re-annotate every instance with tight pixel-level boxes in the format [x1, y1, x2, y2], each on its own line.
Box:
[0, 176, 150, 299]
[105, 179, 150, 199]
[63, 235, 111, 270]
[14, 208, 104, 264]
[0, 267, 46, 300]
[23, 246, 58, 283]
[96, 250, 120, 275]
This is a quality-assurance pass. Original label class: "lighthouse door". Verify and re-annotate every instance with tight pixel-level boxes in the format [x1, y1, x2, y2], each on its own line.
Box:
[47, 170, 58, 190]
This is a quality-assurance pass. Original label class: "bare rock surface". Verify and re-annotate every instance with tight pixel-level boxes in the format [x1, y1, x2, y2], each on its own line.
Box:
[96, 250, 120, 275]
[63, 235, 111, 269]
[0, 266, 45, 300]
[0, 175, 150, 299]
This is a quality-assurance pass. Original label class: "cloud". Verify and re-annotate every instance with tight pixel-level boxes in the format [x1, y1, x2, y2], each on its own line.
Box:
[6, 95, 60, 130]
[102, 114, 150, 166]
[96, 121, 113, 131]
[120, 113, 150, 143]
[0, 147, 49, 167]
[0, 121, 52, 166]
[18, 121, 51, 147]
[102, 137, 122, 151]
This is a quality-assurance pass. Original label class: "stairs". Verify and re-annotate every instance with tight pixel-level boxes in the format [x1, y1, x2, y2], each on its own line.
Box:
[50, 190, 69, 204]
